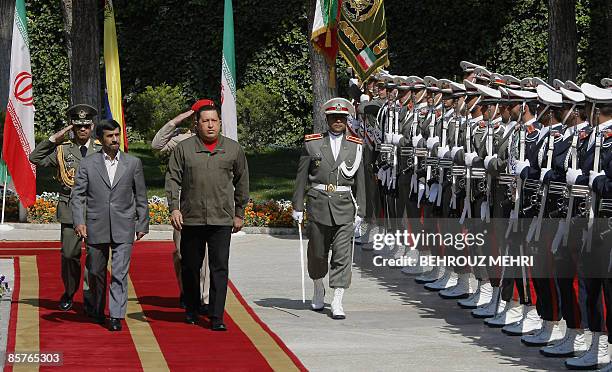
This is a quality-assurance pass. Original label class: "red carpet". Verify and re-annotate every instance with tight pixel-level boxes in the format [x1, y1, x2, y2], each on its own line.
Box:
[0, 241, 306, 371]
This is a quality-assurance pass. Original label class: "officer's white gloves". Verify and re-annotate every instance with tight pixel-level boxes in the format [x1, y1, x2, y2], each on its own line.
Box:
[412, 134, 423, 148]
[450, 146, 463, 159]
[354, 215, 362, 228]
[464, 152, 478, 167]
[384, 133, 403, 145]
[292, 210, 303, 223]
[437, 146, 450, 159]
[539, 167, 551, 182]
[484, 154, 497, 169]
[514, 159, 530, 176]
[426, 136, 439, 150]
[566, 168, 582, 186]
[589, 170, 605, 188]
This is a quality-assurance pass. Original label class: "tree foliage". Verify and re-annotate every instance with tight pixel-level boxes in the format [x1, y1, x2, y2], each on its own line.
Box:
[27, 0, 70, 133]
[11, 0, 612, 143]
[125, 83, 188, 141]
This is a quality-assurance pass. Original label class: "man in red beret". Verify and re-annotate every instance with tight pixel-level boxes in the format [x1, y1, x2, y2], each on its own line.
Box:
[152, 99, 215, 312]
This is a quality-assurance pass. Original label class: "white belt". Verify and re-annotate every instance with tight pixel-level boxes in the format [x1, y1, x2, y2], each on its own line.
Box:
[312, 183, 351, 192]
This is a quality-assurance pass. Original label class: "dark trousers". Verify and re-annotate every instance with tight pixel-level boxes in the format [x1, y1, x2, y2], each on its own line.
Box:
[555, 246, 582, 329]
[60, 223, 91, 307]
[181, 225, 232, 323]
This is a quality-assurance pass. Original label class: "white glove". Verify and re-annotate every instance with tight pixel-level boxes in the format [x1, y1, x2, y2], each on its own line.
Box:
[464, 152, 478, 167]
[412, 134, 423, 148]
[354, 215, 363, 228]
[292, 210, 303, 223]
[514, 159, 530, 176]
[437, 146, 450, 159]
[566, 168, 582, 186]
[589, 170, 605, 188]
[450, 146, 463, 160]
[539, 167, 551, 182]
[426, 136, 440, 150]
[484, 154, 497, 170]
[384, 133, 403, 145]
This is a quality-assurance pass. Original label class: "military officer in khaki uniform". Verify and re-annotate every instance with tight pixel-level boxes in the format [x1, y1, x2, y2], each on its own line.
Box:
[292, 97, 366, 319]
[29, 104, 101, 312]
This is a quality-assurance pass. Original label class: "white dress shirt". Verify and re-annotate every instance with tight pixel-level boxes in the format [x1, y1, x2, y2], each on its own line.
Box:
[104, 151, 120, 185]
[329, 131, 343, 160]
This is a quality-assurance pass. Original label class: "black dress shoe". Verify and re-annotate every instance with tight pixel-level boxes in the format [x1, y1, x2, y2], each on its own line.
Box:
[59, 295, 73, 311]
[211, 323, 227, 331]
[109, 318, 122, 331]
[185, 312, 198, 325]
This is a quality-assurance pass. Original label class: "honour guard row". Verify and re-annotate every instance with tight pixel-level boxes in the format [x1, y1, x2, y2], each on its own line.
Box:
[292, 60, 612, 370]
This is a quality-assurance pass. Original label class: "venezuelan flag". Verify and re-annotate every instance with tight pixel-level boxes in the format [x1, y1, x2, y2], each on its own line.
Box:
[103, 0, 128, 151]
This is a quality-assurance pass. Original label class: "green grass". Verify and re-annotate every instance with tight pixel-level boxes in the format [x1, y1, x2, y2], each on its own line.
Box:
[35, 143, 300, 202]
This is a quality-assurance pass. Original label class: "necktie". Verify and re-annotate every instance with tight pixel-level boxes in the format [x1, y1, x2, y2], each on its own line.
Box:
[80, 145, 87, 157]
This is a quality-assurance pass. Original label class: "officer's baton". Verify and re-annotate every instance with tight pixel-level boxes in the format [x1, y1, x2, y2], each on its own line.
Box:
[298, 221, 306, 303]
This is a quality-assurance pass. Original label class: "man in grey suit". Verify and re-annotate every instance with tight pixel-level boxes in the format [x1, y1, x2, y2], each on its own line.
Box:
[71, 119, 149, 331]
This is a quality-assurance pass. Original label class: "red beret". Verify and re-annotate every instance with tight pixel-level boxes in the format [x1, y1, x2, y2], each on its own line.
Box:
[191, 99, 215, 112]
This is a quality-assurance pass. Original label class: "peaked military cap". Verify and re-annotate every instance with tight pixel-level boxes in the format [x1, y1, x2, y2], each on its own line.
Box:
[67, 104, 97, 120]
[536, 85, 563, 107]
[323, 97, 356, 117]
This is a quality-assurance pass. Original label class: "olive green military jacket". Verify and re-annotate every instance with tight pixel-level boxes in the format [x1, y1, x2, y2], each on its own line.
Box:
[165, 135, 249, 226]
[292, 132, 366, 226]
[29, 138, 101, 224]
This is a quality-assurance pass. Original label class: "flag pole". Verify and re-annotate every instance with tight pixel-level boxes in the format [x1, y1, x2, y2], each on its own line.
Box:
[0, 165, 14, 231]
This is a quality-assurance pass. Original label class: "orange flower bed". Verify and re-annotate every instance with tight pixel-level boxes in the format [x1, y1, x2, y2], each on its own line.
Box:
[27, 196, 57, 223]
[22, 194, 296, 227]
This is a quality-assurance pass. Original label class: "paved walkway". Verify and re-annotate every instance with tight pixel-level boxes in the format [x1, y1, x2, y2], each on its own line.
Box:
[0, 226, 571, 371]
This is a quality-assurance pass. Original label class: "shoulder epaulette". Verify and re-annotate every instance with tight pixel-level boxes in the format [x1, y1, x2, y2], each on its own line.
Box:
[604, 129, 612, 139]
[346, 135, 363, 145]
[94, 139, 102, 145]
[304, 133, 323, 142]
[62, 140, 72, 145]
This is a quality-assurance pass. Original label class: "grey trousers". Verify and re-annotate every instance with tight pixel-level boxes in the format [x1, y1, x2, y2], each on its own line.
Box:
[307, 221, 353, 288]
[87, 242, 133, 319]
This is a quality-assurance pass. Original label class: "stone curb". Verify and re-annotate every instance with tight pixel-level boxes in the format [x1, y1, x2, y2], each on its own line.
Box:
[2, 223, 298, 236]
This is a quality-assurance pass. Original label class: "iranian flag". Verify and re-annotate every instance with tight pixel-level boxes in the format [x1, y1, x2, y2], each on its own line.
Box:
[311, 0, 342, 63]
[356, 47, 376, 71]
[221, 0, 237, 141]
[2, 0, 36, 208]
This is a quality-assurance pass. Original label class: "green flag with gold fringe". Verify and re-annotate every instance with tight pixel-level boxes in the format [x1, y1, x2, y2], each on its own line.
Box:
[338, 0, 389, 83]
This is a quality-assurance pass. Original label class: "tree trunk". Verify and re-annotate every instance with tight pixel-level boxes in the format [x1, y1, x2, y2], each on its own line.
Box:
[605, 0, 612, 76]
[547, 0, 577, 82]
[61, 0, 101, 114]
[60, 0, 73, 67]
[308, 0, 336, 134]
[0, 0, 15, 112]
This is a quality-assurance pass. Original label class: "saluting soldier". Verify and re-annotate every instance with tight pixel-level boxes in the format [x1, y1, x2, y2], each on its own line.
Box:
[29, 104, 101, 313]
[292, 97, 366, 319]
